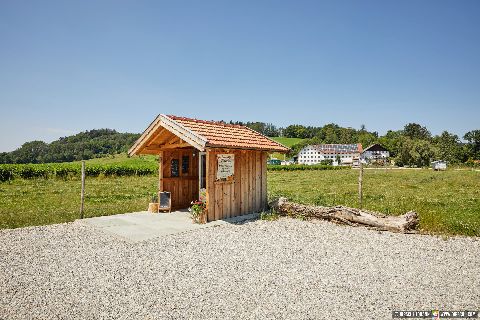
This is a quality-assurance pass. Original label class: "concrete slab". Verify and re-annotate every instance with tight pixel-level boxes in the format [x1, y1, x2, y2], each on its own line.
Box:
[79, 210, 259, 242]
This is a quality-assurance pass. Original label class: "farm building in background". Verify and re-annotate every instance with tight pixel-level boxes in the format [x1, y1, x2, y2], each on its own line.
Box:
[431, 160, 447, 171]
[361, 143, 390, 164]
[297, 144, 363, 166]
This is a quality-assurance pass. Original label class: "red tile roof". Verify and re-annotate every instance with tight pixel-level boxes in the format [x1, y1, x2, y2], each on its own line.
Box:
[167, 115, 289, 152]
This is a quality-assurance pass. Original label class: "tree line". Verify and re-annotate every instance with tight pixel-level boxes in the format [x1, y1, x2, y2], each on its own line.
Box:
[283, 123, 479, 167]
[1, 122, 479, 167]
[225, 120, 479, 166]
[0, 129, 140, 164]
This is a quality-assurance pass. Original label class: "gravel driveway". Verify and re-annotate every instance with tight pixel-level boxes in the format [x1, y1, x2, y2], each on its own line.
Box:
[1, 218, 479, 319]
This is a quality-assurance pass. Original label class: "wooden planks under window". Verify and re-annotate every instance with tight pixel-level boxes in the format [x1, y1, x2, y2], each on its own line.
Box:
[205, 148, 268, 221]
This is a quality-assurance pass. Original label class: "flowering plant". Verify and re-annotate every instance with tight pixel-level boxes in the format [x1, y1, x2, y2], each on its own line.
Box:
[199, 188, 207, 203]
[189, 199, 206, 224]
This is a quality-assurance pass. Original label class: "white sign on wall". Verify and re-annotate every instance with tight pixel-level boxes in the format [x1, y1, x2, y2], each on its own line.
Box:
[217, 154, 235, 180]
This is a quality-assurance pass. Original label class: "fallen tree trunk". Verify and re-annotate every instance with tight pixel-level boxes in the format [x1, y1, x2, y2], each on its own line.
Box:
[269, 197, 419, 233]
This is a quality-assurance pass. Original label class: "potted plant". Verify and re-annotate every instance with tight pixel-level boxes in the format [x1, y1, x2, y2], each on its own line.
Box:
[148, 193, 159, 213]
[189, 200, 206, 224]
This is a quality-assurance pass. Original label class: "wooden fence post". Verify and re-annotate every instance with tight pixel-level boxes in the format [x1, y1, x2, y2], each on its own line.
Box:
[80, 161, 85, 219]
[358, 161, 363, 209]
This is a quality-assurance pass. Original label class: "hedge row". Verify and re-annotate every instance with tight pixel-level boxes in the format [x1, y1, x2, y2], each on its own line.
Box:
[0, 163, 157, 182]
[266, 164, 349, 171]
[0, 162, 350, 182]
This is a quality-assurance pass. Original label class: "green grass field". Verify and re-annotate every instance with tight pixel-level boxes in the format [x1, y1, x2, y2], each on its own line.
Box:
[269, 137, 304, 160]
[0, 176, 157, 229]
[268, 169, 480, 236]
[0, 169, 479, 236]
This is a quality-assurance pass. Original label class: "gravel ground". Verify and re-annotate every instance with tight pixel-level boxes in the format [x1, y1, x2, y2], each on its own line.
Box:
[1, 218, 479, 320]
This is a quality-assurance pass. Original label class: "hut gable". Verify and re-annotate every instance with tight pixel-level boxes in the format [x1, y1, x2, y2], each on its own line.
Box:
[129, 114, 289, 156]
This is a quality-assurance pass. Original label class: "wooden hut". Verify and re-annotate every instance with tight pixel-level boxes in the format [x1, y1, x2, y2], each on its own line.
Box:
[128, 115, 289, 221]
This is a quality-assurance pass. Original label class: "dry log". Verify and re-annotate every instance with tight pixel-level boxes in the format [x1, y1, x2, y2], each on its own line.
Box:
[269, 197, 418, 233]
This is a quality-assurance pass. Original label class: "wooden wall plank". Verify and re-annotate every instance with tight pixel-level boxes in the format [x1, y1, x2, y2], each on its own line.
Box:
[223, 183, 230, 219]
[224, 184, 229, 219]
[240, 151, 247, 215]
[245, 151, 249, 213]
[233, 150, 241, 217]
[206, 149, 215, 222]
[250, 151, 255, 213]
[249, 151, 254, 213]
[229, 182, 234, 217]
[251, 151, 256, 213]
[215, 182, 223, 220]
[255, 151, 262, 212]
[261, 151, 268, 211]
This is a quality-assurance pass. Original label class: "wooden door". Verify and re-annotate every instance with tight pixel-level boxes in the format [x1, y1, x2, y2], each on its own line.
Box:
[162, 148, 199, 210]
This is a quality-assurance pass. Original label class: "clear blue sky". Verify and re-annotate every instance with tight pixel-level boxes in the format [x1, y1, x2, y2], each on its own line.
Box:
[1, 0, 479, 151]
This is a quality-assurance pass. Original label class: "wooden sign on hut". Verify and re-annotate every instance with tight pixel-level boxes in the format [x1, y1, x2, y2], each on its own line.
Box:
[128, 115, 289, 221]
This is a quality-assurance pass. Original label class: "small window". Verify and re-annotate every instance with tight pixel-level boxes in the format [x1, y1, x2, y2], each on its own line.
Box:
[182, 155, 189, 174]
[171, 159, 179, 177]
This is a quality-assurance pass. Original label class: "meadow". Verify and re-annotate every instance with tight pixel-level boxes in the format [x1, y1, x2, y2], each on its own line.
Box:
[0, 175, 158, 229]
[0, 168, 479, 236]
[269, 137, 304, 160]
[268, 169, 480, 236]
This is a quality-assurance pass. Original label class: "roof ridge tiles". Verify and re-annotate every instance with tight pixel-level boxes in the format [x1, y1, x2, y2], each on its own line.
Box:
[168, 115, 246, 129]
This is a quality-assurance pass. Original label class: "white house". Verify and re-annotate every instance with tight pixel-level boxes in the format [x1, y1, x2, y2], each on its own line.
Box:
[297, 144, 363, 166]
[361, 144, 390, 164]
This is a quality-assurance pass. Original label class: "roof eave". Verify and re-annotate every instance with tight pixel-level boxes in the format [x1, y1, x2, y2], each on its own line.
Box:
[128, 115, 163, 156]
[128, 114, 208, 156]
[205, 143, 289, 153]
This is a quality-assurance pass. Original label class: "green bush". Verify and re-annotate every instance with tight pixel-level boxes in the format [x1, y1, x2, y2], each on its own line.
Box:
[0, 167, 14, 181]
[0, 162, 350, 182]
[0, 163, 157, 182]
[267, 164, 348, 171]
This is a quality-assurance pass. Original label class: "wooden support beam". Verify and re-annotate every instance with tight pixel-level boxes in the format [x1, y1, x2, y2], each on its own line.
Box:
[159, 151, 164, 192]
[159, 114, 207, 151]
[159, 142, 192, 150]
[173, 137, 182, 144]
[140, 149, 163, 155]
[148, 128, 167, 145]
[206, 149, 215, 222]
[143, 142, 192, 153]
